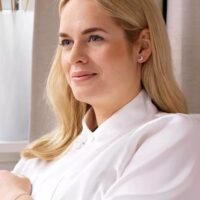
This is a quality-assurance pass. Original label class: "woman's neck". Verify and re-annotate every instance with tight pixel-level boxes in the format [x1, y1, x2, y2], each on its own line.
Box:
[90, 88, 142, 127]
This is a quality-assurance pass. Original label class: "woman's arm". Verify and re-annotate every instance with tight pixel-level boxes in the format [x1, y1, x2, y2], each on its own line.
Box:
[0, 170, 32, 200]
[15, 193, 32, 200]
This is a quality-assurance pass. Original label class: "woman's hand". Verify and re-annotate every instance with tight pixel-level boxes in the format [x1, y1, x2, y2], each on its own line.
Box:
[0, 170, 32, 200]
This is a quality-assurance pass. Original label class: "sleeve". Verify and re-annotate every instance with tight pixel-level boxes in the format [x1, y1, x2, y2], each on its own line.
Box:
[103, 115, 200, 200]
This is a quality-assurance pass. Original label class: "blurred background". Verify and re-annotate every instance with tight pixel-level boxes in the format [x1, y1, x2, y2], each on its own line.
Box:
[0, 0, 200, 169]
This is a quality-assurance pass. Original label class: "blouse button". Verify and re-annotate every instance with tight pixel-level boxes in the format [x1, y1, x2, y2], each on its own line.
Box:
[86, 136, 95, 144]
[75, 141, 86, 149]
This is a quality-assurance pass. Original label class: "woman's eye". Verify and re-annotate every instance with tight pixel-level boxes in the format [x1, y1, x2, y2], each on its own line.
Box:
[60, 39, 73, 47]
[88, 35, 104, 42]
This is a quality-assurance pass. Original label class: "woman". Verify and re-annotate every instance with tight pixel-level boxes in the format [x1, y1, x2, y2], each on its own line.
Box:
[1, 0, 199, 199]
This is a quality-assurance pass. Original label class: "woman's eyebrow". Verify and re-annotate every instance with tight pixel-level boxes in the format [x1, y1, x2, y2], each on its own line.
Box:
[59, 27, 108, 38]
[82, 27, 108, 34]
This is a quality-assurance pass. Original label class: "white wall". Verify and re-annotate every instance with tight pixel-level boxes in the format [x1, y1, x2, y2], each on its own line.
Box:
[167, 0, 200, 113]
[29, 1, 58, 141]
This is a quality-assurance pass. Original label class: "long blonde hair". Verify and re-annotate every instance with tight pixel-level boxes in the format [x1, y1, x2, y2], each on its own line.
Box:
[22, 0, 188, 160]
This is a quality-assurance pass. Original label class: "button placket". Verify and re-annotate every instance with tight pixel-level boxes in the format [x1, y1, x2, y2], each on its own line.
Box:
[87, 135, 95, 143]
[75, 136, 88, 149]
[75, 135, 95, 149]
[75, 140, 86, 149]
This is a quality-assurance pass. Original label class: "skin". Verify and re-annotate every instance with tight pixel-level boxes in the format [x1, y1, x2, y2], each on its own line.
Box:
[0, 170, 32, 199]
[59, 0, 151, 126]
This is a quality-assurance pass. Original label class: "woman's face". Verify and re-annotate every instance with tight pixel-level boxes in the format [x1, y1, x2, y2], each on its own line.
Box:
[59, 0, 142, 110]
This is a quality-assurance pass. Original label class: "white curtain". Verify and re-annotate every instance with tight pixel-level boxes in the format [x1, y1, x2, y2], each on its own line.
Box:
[0, 6, 34, 140]
[167, 0, 200, 113]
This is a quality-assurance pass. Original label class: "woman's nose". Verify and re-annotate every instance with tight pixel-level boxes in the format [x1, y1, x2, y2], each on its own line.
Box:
[68, 43, 88, 65]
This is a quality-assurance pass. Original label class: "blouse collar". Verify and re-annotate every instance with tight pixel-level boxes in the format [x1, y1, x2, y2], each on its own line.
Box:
[81, 90, 158, 143]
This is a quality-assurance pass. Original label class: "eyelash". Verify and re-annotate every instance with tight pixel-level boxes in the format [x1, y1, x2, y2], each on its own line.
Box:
[88, 35, 104, 42]
[60, 35, 104, 47]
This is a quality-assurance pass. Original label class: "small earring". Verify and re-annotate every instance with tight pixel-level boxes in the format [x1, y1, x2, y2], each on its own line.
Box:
[137, 55, 144, 63]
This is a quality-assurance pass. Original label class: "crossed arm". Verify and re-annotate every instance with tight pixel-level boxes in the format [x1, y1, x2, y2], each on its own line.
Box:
[0, 170, 32, 200]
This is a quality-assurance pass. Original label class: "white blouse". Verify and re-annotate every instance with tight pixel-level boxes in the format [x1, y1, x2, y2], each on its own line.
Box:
[13, 90, 200, 200]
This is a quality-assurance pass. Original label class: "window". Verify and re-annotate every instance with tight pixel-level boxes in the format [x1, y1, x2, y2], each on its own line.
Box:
[0, 0, 35, 166]
[0, 0, 30, 11]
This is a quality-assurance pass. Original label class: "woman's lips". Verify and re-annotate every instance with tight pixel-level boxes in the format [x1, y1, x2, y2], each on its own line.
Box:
[71, 71, 97, 81]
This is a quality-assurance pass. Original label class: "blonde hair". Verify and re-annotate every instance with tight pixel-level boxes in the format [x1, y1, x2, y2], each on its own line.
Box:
[22, 0, 188, 160]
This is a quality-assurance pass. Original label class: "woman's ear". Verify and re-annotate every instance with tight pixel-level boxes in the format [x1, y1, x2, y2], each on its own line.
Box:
[136, 29, 152, 64]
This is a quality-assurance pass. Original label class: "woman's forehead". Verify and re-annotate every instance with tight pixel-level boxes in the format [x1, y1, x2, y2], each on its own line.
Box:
[59, 0, 119, 35]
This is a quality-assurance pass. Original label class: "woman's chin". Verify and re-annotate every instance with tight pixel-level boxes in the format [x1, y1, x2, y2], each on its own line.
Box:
[72, 90, 95, 104]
